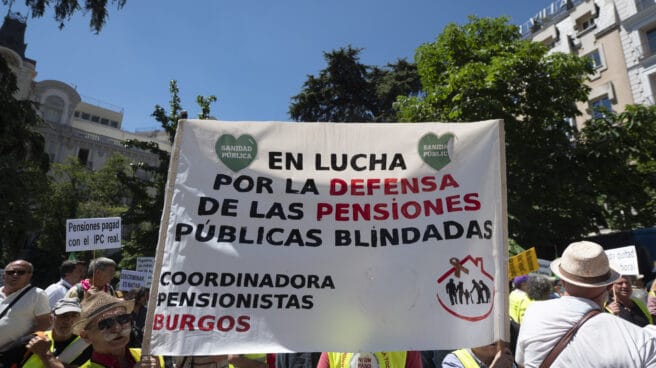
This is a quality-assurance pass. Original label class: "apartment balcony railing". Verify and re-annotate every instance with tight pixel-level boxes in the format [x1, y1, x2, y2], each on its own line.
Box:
[519, 0, 583, 38]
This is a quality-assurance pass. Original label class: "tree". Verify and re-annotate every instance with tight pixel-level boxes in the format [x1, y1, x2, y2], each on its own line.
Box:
[396, 16, 598, 252]
[118, 80, 216, 269]
[2, 0, 126, 33]
[0, 56, 50, 265]
[31, 155, 131, 285]
[578, 105, 656, 230]
[289, 46, 421, 122]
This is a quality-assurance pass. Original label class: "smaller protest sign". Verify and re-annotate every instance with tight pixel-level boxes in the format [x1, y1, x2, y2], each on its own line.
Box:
[66, 217, 121, 252]
[509, 247, 539, 279]
[605, 246, 639, 276]
[536, 258, 552, 276]
[119, 270, 147, 291]
[136, 257, 155, 287]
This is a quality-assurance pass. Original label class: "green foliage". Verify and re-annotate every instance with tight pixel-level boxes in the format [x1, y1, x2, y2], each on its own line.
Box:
[396, 16, 599, 249]
[578, 105, 656, 230]
[0, 57, 50, 265]
[2, 0, 126, 33]
[289, 46, 421, 122]
[118, 80, 216, 270]
[36, 155, 130, 256]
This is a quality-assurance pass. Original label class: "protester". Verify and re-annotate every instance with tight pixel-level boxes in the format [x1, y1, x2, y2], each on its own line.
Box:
[66, 258, 116, 302]
[648, 279, 656, 319]
[605, 274, 653, 327]
[124, 287, 148, 348]
[72, 291, 161, 368]
[0, 260, 51, 366]
[549, 277, 563, 299]
[45, 261, 86, 309]
[508, 275, 529, 324]
[22, 298, 92, 368]
[441, 342, 514, 368]
[317, 351, 421, 368]
[276, 353, 320, 368]
[516, 241, 656, 367]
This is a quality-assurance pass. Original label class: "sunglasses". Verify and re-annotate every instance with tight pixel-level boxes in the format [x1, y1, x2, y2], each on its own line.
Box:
[5, 270, 28, 276]
[97, 313, 132, 331]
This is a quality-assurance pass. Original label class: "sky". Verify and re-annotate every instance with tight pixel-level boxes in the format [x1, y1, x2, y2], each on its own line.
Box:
[12, 1, 551, 132]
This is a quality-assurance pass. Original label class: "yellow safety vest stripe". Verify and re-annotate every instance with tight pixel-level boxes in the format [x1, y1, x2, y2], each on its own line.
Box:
[22, 331, 87, 368]
[228, 353, 267, 368]
[327, 352, 407, 368]
[452, 349, 480, 368]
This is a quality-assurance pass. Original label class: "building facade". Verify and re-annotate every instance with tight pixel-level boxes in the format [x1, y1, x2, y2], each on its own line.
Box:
[520, 0, 656, 127]
[0, 12, 171, 172]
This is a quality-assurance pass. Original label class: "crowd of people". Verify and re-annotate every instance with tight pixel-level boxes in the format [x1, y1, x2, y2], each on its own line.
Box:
[3, 241, 656, 368]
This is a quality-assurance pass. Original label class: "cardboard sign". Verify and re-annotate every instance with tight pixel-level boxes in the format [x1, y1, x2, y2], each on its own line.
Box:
[148, 120, 507, 355]
[66, 217, 121, 251]
[605, 246, 639, 275]
[137, 257, 155, 287]
[508, 247, 539, 279]
[119, 270, 147, 291]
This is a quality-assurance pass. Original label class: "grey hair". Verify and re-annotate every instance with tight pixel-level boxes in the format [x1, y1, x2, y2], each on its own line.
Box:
[88, 257, 116, 275]
[526, 274, 553, 301]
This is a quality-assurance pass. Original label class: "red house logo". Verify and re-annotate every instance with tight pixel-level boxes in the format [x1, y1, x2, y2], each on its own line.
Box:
[436, 255, 495, 321]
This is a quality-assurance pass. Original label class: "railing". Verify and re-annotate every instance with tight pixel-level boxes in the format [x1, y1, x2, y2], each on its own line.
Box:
[519, 0, 584, 38]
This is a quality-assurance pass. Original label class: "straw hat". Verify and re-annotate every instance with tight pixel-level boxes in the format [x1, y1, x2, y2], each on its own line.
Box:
[72, 291, 134, 335]
[550, 241, 620, 288]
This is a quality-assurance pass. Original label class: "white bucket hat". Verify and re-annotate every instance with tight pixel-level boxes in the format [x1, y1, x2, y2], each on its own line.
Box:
[550, 241, 620, 288]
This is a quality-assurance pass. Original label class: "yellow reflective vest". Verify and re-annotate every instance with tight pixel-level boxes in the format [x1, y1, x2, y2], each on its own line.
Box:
[452, 349, 480, 368]
[605, 297, 653, 324]
[327, 352, 407, 368]
[228, 354, 267, 368]
[22, 331, 88, 368]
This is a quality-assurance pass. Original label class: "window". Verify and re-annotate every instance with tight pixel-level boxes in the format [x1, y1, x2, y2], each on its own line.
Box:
[591, 97, 613, 119]
[110, 121, 118, 128]
[576, 17, 596, 34]
[74, 111, 80, 118]
[42, 95, 64, 124]
[78, 148, 90, 166]
[91, 115, 100, 123]
[81, 112, 90, 120]
[587, 50, 603, 70]
[100, 118, 109, 125]
[647, 28, 656, 55]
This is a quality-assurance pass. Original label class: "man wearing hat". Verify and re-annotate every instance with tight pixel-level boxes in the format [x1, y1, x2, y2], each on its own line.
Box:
[73, 292, 161, 368]
[515, 241, 656, 367]
[23, 298, 92, 368]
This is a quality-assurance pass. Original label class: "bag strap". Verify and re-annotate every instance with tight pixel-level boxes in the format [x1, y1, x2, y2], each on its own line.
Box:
[0, 285, 34, 320]
[540, 309, 601, 368]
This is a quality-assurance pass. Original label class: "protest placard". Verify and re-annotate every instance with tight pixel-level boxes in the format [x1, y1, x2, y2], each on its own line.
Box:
[137, 257, 155, 287]
[605, 245, 639, 275]
[146, 120, 508, 355]
[536, 258, 552, 276]
[119, 270, 147, 291]
[508, 248, 539, 279]
[65, 217, 121, 252]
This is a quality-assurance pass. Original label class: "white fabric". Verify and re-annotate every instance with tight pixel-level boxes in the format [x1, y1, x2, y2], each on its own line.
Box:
[44, 278, 73, 309]
[0, 284, 50, 351]
[516, 296, 656, 367]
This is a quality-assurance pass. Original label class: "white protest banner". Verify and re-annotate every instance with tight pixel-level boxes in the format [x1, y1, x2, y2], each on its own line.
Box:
[147, 120, 507, 355]
[605, 245, 639, 275]
[65, 217, 121, 252]
[137, 257, 155, 287]
[119, 270, 147, 291]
